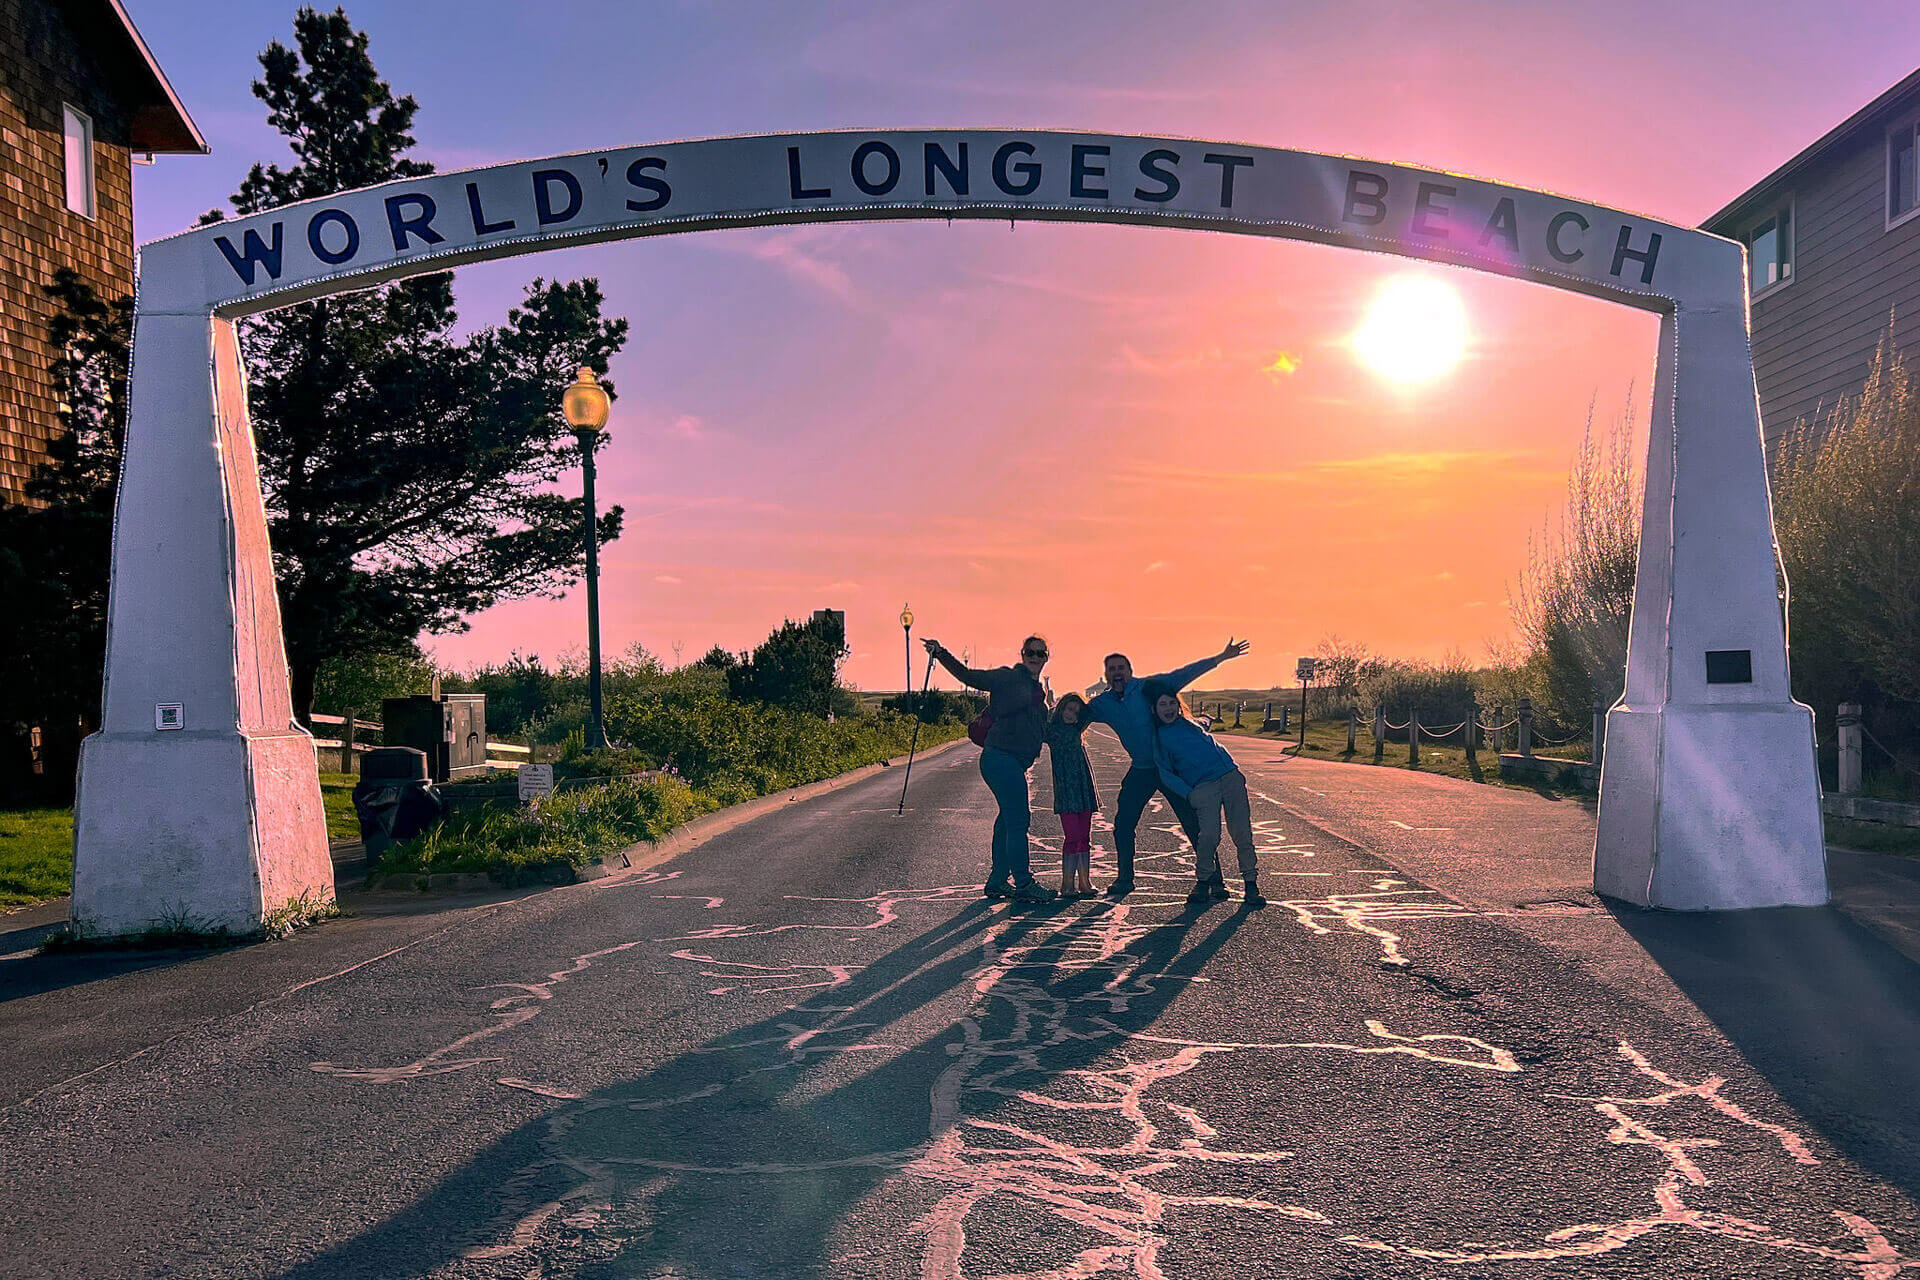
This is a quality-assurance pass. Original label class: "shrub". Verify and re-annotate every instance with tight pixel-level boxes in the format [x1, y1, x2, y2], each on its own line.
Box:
[382, 773, 716, 876]
[726, 613, 849, 716]
[1359, 655, 1481, 735]
[1774, 331, 1920, 790]
[881, 688, 981, 724]
[1508, 399, 1640, 726]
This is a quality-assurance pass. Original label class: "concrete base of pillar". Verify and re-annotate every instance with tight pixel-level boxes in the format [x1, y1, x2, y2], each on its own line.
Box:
[1595, 702, 1827, 910]
[71, 729, 334, 938]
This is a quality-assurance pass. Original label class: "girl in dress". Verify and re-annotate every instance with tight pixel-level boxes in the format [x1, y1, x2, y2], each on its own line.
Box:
[1046, 693, 1098, 897]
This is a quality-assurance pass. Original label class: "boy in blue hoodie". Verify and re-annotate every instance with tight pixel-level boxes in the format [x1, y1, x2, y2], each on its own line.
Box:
[1083, 639, 1250, 897]
[1140, 680, 1265, 907]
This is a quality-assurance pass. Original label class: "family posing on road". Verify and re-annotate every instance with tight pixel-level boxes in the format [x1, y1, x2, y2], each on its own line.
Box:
[923, 634, 1258, 906]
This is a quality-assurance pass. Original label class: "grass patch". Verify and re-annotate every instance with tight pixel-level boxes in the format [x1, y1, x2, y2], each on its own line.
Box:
[381, 722, 966, 881]
[0, 776, 360, 911]
[379, 772, 718, 880]
[1211, 713, 1593, 798]
[0, 807, 75, 907]
[1826, 816, 1920, 856]
[319, 772, 360, 840]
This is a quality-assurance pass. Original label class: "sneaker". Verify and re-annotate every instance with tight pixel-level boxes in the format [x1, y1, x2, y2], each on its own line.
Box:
[1243, 880, 1267, 908]
[1208, 880, 1231, 901]
[1010, 880, 1057, 904]
[982, 878, 1012, 900]
[1104, 879, 1135, 899]
[1187, 883, 1214, 904]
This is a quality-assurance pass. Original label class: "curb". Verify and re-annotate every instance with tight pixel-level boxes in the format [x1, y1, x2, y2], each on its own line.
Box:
[356, 736, 967, 896]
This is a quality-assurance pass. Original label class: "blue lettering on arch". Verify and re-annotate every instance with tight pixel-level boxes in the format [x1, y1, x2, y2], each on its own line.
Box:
[1134, 149, 1181, 203]
[306, 209, 359, 265]
[924, 141, 968, 196]
[465, 182, 516, 235]
[1203, 153, 1253, 208]
[625, 157, 671, 212]
[1070, 145, 1110, 199]
[1547, 210, 1589, 263]
[852, 141, 901, 196]
[992, 141, 1041, 196]
[213, 223, 284, 285]
[533, 169, 583, 225]
[384, 193, 444, 251]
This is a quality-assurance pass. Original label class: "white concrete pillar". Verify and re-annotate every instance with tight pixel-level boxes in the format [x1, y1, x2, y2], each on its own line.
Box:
[71, 308, 333, 937]
[1593, 304, 1826, 909]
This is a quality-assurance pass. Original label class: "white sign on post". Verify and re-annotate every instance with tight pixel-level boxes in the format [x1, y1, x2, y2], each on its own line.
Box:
[517, 763, 555, 804]
[1295, 657, 1317, 683]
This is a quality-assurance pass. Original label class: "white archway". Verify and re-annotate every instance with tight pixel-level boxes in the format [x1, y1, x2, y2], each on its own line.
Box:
[72, 131, 1825, 936]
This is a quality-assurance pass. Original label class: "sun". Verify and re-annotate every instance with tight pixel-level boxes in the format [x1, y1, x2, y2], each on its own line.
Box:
[1352, 274, 1470, 384]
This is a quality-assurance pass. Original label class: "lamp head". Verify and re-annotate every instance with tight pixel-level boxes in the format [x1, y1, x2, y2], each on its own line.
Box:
[562, 367, 611, 434]
[900, 603, 914, 630]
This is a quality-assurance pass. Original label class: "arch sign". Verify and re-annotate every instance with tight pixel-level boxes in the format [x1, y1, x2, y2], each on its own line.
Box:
[74, 131, 1824, 936]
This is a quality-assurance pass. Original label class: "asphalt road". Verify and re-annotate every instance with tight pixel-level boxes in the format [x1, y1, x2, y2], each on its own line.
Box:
[3, 735, 1919, 1279]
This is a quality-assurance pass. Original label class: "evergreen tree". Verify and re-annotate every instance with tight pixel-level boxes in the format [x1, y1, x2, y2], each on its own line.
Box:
[205, 7, 629, 719]
[727, 615, 850, 717]
[0, 271, 128, 800]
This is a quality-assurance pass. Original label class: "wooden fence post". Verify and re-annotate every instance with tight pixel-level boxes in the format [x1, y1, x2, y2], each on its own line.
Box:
[1593, 702, 1607, 768]
[342, 707, 356, 775]
[1838, 702, 1864, 795]
[1517, 698, 1533, 758]
[1409, 708, 1420, 767]
[1373, 705, 1385, 761]
[1346, 705, 1357, 753]
[1465, 699, 1478, 762]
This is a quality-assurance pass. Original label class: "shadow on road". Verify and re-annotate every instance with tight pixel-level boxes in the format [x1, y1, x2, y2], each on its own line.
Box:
[273, 890, 1246, 1279]
[1613, 899, 1920, 1199]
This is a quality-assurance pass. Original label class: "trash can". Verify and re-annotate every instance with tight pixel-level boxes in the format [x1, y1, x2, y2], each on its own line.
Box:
[352, 746, 446, 863]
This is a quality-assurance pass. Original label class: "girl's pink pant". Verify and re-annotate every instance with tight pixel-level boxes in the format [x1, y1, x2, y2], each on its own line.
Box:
[1060, 811, 1093, 854]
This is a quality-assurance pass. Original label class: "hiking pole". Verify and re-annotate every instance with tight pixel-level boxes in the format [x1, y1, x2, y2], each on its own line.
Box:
[896, 652, 939, 815]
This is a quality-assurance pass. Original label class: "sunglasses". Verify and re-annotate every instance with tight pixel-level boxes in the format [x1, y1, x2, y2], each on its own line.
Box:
[1023, 648, 1049, 659]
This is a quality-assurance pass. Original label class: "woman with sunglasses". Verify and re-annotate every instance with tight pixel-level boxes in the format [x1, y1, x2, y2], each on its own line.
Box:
[924, 634, 1058, 903]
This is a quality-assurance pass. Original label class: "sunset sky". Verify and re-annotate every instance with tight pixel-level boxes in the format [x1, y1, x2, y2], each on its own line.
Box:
[125, 1, 1920, 691]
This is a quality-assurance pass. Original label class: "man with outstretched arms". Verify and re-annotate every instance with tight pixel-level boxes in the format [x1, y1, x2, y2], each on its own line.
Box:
[1084, 639, 1252, 897]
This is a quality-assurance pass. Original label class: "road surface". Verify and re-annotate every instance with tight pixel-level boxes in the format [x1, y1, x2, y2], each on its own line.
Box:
[2, 734, 1918, 1279]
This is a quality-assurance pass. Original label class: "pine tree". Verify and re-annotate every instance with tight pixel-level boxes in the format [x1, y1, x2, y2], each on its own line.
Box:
[205, 6, 629, 719]
[0, 270, 128, 799]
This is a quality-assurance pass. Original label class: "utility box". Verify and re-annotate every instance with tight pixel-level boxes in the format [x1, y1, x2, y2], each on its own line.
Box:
[381, 693, 488, 783]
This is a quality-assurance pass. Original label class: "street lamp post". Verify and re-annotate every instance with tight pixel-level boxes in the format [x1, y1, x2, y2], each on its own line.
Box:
[563, 368, 612, 751]
[900, 603, 914, 705]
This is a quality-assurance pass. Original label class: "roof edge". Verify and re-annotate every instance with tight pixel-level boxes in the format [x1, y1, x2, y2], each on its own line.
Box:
[1703, 65, 1920, 232]
[95, 0, 208, 154]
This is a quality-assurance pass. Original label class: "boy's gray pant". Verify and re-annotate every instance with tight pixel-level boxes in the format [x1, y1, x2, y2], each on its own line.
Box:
[1189, 768, 1257, 882]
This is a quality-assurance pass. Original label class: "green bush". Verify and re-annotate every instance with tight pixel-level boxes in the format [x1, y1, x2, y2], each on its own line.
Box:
[880, 688, 980, 724]
[1359, 656, 1481, 735]
[381, 773, 716, 878]
[383, 689, 963, 879]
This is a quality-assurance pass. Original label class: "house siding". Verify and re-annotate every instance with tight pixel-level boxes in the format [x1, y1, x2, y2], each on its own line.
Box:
[0, 0, 137, 504]
[1726, 87, 1920, 445]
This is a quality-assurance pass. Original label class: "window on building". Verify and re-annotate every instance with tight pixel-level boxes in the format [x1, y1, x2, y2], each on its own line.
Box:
[1892, 118, 1919, 226]
[1744, 204, 1792, 295]
[62, 104, 94, 218]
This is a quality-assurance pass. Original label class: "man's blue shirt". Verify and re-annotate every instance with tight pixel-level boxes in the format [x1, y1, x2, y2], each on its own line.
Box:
[1084, 655, 1221, 767]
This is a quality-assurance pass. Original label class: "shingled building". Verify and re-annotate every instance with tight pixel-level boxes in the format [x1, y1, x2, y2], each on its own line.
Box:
[0, 0, 203, 503]
[1704, 68, 1920, 446]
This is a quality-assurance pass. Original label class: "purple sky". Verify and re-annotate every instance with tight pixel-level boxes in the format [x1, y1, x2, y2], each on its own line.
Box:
[124, 1, 1920, 689]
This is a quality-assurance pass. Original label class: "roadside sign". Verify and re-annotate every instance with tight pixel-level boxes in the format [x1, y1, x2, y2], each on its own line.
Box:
[517, 763, 555, 803]
[1295, 657, 1317, 683]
